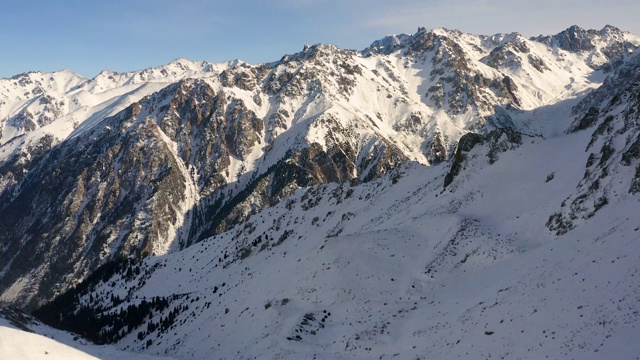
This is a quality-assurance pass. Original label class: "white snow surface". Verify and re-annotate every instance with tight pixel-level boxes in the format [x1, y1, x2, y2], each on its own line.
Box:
[0, 312, 175, 360]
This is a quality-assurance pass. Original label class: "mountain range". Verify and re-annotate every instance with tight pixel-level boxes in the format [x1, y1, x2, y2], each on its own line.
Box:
[1, 24, 640, 359]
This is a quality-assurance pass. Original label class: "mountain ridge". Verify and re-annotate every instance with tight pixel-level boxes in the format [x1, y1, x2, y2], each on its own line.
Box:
[0, 27, 639, 358]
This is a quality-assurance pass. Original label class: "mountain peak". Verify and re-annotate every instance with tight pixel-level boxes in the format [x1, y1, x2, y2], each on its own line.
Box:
[4, 69, 83, 81]
[531, 24, 638, 70]
[363, 27, 455, 56]
[541, 25, 594, 52]
[532, 24, 627, 48]
[600, 24, 621, 34]
[362, 33, 411, 56]
[279, 43, 343, 63]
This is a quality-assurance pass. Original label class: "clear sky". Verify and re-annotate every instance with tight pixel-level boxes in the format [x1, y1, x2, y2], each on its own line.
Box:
[2, 0, 638, 79]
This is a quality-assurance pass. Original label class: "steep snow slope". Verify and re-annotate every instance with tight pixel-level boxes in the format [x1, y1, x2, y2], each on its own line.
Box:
[0, 308, 174, 360]
[38, 124, 640, 358]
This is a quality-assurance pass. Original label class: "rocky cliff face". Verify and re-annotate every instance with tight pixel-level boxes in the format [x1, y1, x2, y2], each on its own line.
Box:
[0, 25, 639, 309]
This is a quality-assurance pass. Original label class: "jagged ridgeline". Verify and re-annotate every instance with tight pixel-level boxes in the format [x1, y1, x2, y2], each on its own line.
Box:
[0, 24, 638, 312]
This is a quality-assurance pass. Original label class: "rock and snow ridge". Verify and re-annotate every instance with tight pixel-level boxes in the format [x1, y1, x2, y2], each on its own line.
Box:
[0, 24, 639, 359]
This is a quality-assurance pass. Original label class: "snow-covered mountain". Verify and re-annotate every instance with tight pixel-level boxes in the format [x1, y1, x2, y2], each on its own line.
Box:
[1, 24, 640, 359]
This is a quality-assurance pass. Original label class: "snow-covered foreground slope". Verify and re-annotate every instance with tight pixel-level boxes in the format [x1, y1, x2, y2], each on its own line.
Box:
[0, 309, 174, 360]
[39, 126, 640, 359]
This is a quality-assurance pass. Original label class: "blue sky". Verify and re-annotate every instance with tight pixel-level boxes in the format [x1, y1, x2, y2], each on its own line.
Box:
[2, 0, 638, 78]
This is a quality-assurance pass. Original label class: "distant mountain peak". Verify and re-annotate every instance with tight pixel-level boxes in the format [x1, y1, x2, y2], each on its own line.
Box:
[280, 43, 345, 64]
[531, 24, 638, 71]
[363, 33, 411, 56]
